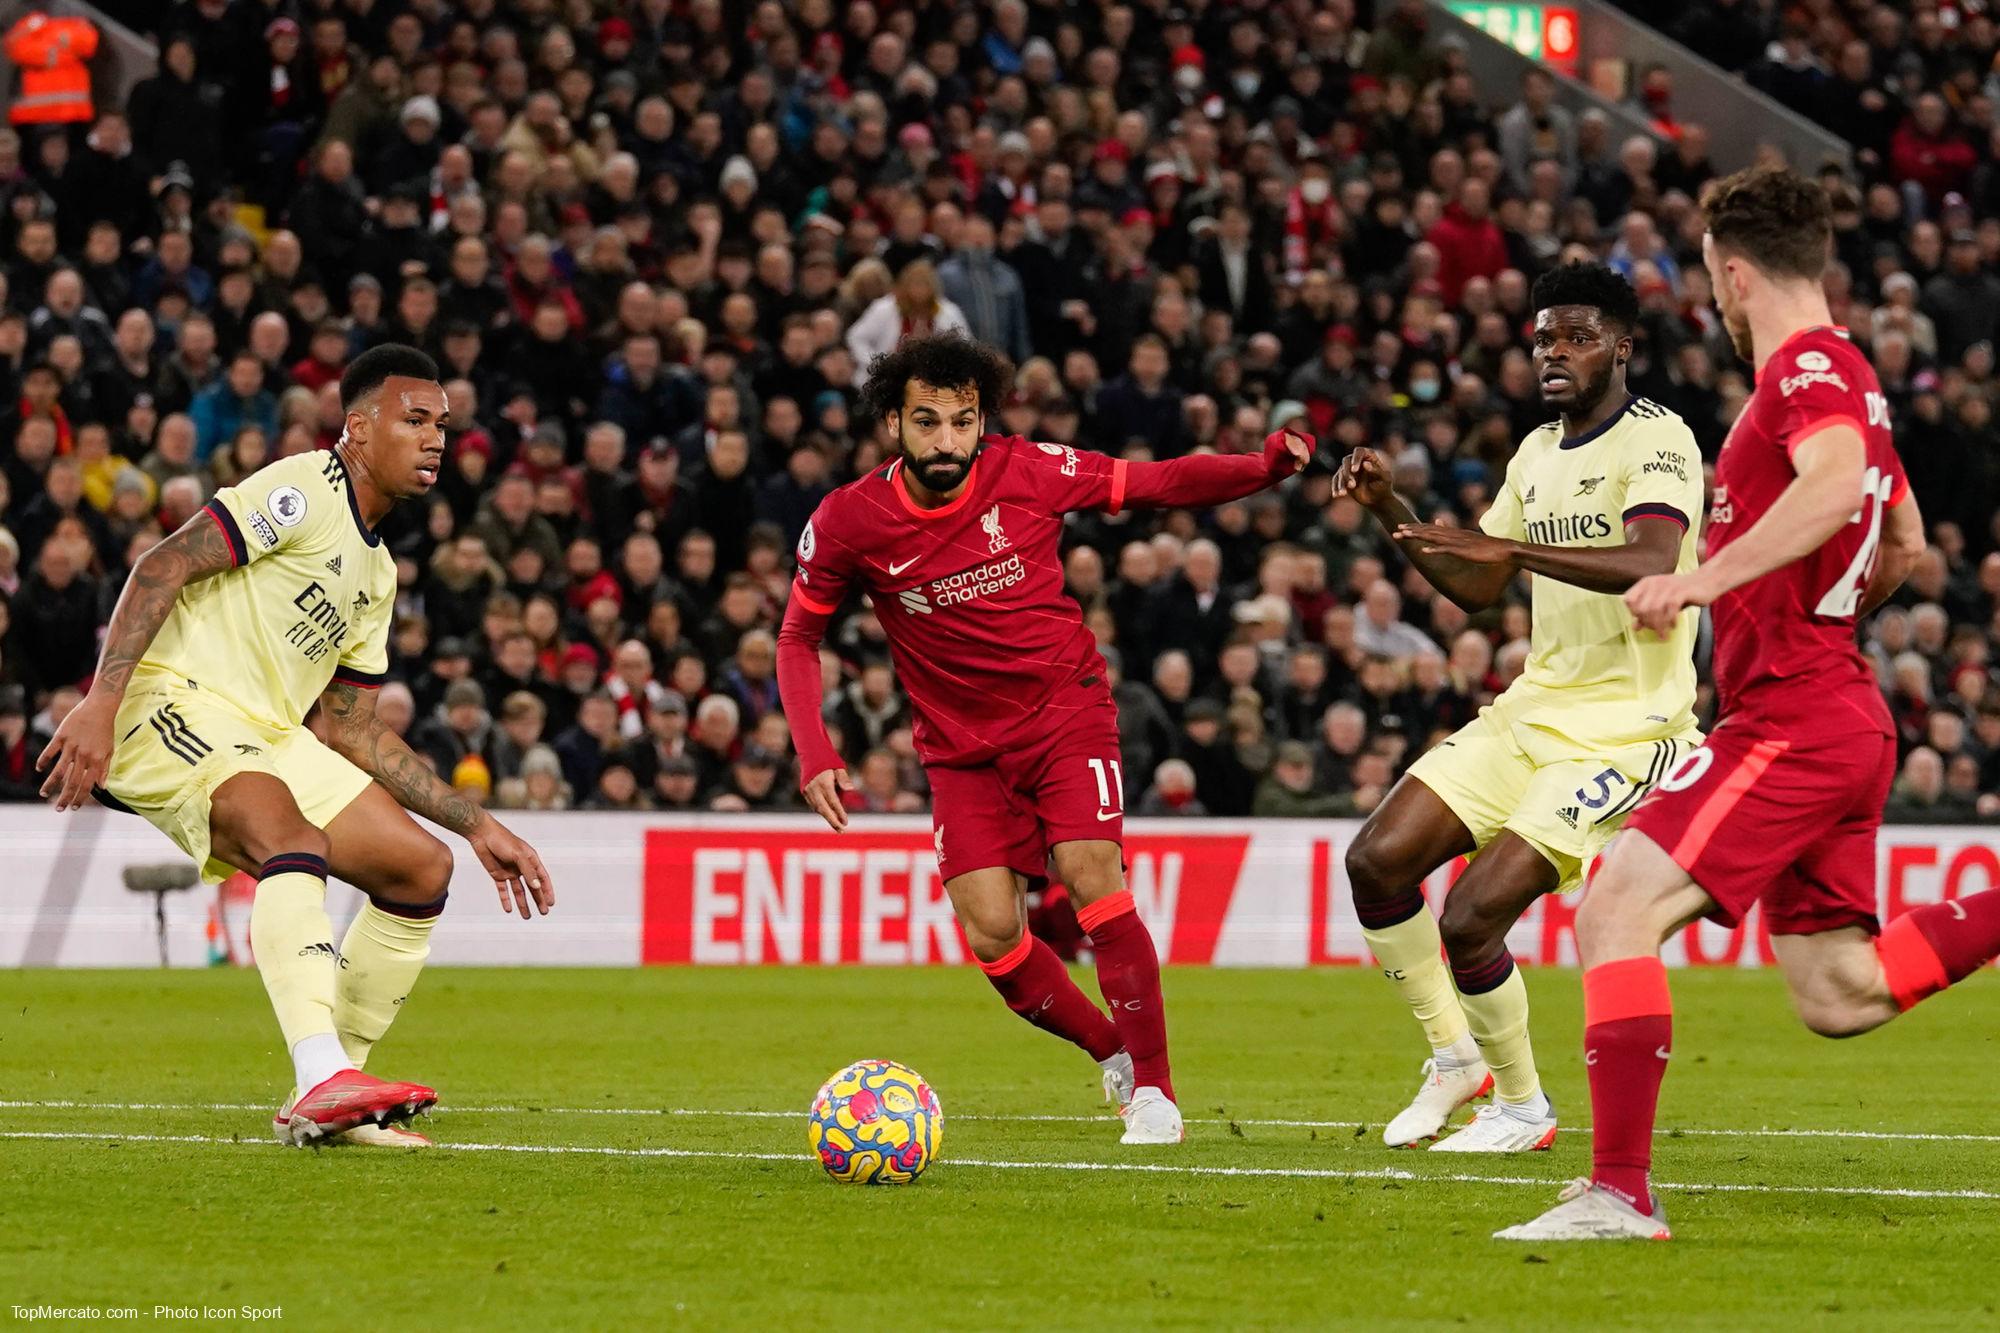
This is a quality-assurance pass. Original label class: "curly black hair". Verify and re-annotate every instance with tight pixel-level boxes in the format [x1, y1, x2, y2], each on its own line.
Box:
[340, 342, 441, 410]
[1530, 261, 1641, 334]
[859, 332, 1014, 427]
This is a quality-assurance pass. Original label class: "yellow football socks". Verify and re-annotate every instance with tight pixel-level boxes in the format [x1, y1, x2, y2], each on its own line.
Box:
[335, 898, 441, 1069]
[1360, 909, 1472, 1056]
[1457, 963, 1540, 1104]
[250, 854, 350, 1090]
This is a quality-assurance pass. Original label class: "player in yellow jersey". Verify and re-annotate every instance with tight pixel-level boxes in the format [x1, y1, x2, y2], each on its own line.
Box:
[1332, 263, 1703, 1152]
[37, 345, 554, 1148]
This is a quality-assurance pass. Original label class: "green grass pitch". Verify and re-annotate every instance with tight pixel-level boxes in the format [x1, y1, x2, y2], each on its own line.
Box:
[2, 966, 1997, 1329]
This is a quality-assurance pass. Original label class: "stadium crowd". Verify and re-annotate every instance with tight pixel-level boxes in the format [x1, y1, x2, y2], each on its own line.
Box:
[0, 0, 1996, 823]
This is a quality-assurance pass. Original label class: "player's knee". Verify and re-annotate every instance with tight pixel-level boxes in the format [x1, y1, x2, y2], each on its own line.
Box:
[963, 915, 1025, 965]
[1797, 1000, 1874, 1040]
[1437, 897, 1505, 969]
[375, 834, 456, 906]
[254, 823, 330, 872]
[1345, 823, 1409, 903]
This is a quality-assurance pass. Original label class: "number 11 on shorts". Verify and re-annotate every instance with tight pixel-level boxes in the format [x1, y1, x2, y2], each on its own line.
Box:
[1088, 757, 1125, 816]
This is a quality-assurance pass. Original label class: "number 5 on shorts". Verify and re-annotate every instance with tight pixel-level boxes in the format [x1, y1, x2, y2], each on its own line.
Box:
[1088, 757, 1125, 814]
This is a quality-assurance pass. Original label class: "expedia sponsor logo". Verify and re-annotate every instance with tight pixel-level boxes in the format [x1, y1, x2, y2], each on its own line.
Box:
[1779, 368, 1848, 397]
[1036, 440, 1080, 476]
[1524, 512, 1613, 544]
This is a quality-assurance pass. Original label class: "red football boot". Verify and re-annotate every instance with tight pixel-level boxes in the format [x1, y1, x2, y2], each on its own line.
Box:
[274, 1070, 437, 1147]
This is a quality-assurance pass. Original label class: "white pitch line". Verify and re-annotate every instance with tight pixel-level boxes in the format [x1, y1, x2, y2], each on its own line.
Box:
[0, 1129, 1995, 1203]
[6, 1098, 2000, 1146]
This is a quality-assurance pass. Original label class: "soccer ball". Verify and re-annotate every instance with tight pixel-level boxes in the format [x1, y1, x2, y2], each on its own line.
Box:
[807, 1059, 943, 1184]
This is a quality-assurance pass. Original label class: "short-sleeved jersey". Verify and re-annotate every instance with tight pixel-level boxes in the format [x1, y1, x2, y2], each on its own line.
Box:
[143, 449, 398, 729]
[1705, 325, 1907, 726]
[1479, 395, 1704, 750]
[792, 435, 1129, 767]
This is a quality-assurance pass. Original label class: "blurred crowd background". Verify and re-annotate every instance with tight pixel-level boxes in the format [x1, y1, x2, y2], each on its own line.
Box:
[0, 0, 1996, 824]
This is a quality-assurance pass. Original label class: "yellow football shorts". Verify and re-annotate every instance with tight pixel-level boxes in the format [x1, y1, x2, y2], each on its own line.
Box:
[1406, 696, 1701, 893]
[99, 668, 373, 882]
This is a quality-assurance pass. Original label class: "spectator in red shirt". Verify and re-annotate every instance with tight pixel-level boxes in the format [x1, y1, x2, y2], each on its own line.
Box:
[1892, 93, 1978, 208]
[1426, 179, 1508, 305]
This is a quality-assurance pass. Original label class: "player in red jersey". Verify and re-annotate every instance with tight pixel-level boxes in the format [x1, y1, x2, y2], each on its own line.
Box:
[776, 334, 1313, 1144]
[1500, 168, 2000, 1241]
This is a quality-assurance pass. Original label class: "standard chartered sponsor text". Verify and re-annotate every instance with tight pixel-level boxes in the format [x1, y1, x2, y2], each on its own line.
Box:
[929, 554, 1025, 606]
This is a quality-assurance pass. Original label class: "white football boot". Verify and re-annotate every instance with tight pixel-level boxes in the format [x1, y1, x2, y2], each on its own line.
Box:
[1119, 1087, 1185, 1144]
[1431, 1098, 1559, 1153]
[1099, 1050, 1136, 1108]
[1494, 1179, 1671, 1241]
[1381, 1057, 1494, 1147]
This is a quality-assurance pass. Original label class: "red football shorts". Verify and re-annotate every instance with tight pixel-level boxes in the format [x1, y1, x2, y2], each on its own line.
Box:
[1624, 701, 1895, 936]
[925, 697, 1125, 885]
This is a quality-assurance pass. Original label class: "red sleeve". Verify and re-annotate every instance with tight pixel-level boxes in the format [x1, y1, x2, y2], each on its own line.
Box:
[1005, 436, 1124, 513]
[1773, 344, 1869, 462]
[777, 596, 843, 784]
[1119, 451, 1285, 511]
[1012, 432, 1299, 516]
[777, 499, 857, 783]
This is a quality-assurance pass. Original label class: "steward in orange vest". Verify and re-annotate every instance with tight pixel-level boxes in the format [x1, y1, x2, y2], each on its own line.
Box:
[5, 8, 97, 126]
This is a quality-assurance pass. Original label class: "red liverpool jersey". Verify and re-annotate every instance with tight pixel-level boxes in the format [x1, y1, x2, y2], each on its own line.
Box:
[1706, 326, 1909, 726]
[787, 436, 1129, 767]
[777, 429, 1310, 778]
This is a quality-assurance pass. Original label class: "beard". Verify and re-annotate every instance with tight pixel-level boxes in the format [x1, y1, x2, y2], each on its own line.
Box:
[1573, 363, 1618, 412]
[1725, 309, 1754, 362]
[901, 426, 973, 492]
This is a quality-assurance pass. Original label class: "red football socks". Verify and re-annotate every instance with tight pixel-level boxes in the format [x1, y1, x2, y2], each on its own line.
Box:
[1077, 890, 1175, 1101]
[1582, 956, 1673, 1213]
[1877, 890, 2000, 1010]
[977, 934, 1122, 1063]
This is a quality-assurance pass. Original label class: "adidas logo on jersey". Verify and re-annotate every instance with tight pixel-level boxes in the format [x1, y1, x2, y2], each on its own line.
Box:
[1557, 806, 1580, 829]
[1522, 485, 1536, 505]
[325, 556, 342, 575]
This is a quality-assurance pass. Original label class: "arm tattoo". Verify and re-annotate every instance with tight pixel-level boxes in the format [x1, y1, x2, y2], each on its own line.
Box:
[95, 512, 236, 700]
[320, 682, 485, 835]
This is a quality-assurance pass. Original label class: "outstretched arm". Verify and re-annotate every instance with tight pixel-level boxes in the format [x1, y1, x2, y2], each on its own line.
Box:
[1111, 429, 1314, 511]
[1332, 447, 1515, 613]
[1395, 517, 1685, 595]
[38, 508, 237, 809]
[777, 592, 854, 831]
[319, 680, 554, 918]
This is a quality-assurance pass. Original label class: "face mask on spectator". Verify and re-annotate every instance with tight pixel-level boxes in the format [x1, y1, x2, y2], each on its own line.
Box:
[1410, 378, 1441, 403]
[1301, 178, 1330, 205]
[1232, 72, 1261, 98]
[1176, 67, 1203, 92]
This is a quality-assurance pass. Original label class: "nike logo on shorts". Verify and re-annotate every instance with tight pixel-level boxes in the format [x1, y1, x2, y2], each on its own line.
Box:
[1096, 809, 1120, 821]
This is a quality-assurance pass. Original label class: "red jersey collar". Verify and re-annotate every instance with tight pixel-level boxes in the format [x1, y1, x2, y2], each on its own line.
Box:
[1770, 324, 1850, 360]
[889, 452, 983, 521]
